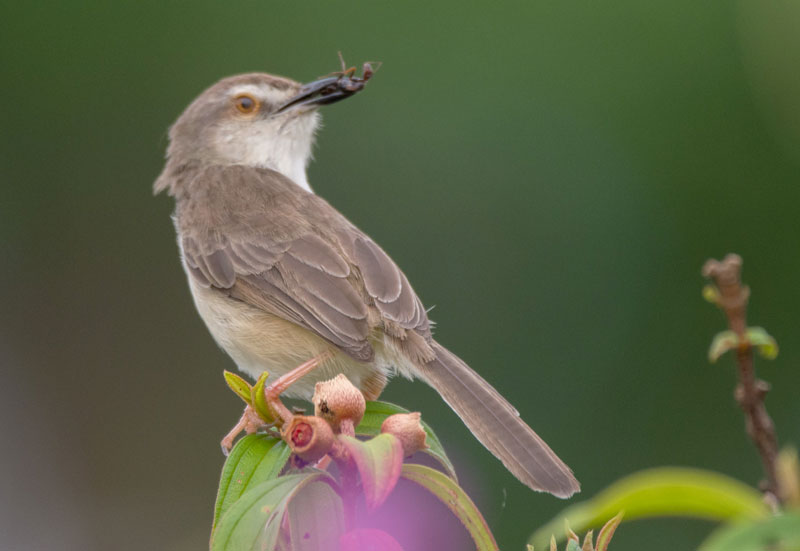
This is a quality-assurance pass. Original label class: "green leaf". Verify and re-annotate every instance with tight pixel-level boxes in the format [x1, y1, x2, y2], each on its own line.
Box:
[702, 284, 720, 304]
[401, 464, 498, 551]
[580, 530, 593, 551]
[223, 370, 253, 405]
[211, 471, 340, 551]
[776, 447, 800, 508]
[700, 512, 800, 551]
[358, 401, 457, 480]
[213, 434, 291, 528]
[529, 467, 768, 548]
[594, 512, 623, 551]
[708, 330, 739, 363]
[251, 371, 275, 424]
[746, 327, 779, 360]
[285, 477, 345, 551]
[339, 433, 404, 510]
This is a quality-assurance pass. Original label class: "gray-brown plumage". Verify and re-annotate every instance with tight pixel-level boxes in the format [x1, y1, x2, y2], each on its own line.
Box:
[155, 71, 579, 498]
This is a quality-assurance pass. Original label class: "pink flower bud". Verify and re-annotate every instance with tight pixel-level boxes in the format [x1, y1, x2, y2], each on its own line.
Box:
[313, 374, 366, 434]
[381, 412, 428, 457]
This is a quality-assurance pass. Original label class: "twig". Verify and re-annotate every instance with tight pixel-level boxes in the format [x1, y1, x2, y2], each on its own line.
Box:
[702, 254, 780, 500]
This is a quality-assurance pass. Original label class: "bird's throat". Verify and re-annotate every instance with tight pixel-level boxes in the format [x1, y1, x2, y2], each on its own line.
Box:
[242, 112, 319, 193]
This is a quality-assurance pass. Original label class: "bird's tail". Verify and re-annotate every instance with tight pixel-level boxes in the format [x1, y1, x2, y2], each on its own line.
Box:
[414, 340, 579, 498]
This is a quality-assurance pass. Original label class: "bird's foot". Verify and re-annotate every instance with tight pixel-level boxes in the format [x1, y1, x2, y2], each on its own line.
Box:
[220, 404, 266, 455]
[220, 352, 333, 454]
[263, 352, 332, 424]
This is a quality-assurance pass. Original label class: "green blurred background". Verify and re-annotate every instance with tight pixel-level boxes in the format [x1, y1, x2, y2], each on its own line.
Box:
[2, 1, 800, 549]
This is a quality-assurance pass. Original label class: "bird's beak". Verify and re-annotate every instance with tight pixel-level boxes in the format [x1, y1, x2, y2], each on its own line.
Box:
[275, 75, 367, 114]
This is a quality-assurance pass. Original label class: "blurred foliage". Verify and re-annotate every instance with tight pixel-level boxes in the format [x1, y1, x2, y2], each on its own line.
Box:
[532, 268, 798, 550]
[707, 328, 779, 363]
[700, 512, 800, 551]
[2, 1, 800, 550]
[529, 513, 623, 551]
[529, 467, 768, 548]
[533, 461, 800, 551]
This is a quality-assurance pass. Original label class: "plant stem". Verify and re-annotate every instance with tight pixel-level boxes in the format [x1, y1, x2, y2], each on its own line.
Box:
[331, 440, 358, 531]
[340, 472, 358, 532]
[703, 254, 780, 500]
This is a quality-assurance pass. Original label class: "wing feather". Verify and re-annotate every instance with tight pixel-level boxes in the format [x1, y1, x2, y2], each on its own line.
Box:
[279, 255, 366, 320]
[353, 237, 403, 302]
[286, 234, 351, 277]
[175, 165, 431, 360]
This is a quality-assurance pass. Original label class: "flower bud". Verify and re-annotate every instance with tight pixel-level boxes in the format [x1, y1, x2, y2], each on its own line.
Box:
[282, 415, 335, 463]
[381, 412, 428, 457]
[313, 374, 366, 434]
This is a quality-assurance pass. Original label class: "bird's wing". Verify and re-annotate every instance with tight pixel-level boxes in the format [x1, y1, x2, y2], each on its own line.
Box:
[176, 165, 429, 362]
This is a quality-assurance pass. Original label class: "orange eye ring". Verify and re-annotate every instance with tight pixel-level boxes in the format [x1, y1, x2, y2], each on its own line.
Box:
[233, 93, 260, 115]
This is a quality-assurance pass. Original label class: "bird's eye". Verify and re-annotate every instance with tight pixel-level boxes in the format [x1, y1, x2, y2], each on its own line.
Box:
[233, 94, 259, 115]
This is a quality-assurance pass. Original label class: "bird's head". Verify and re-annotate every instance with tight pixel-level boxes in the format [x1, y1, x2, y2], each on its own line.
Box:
[155, 71, 366, 194]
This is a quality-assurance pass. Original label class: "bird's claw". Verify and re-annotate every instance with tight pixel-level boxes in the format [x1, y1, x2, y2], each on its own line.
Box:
[220, 404, 266, 454]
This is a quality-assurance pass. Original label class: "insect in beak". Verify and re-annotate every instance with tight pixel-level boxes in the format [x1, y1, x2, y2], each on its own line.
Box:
[275, 62, 377, 113]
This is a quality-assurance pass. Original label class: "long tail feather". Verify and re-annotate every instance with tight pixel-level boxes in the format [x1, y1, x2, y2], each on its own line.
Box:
[415, 341, 579, 498]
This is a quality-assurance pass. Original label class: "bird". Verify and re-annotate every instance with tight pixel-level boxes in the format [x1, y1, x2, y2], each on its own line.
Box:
[154, 65, 579, 498]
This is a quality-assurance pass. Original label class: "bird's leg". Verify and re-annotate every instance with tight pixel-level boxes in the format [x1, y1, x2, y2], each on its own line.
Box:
[220, 404, 265, 455]
[220, 351, 333, 454]
[265, 351, 333, 424]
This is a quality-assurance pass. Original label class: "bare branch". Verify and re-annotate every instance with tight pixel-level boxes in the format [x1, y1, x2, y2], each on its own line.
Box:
[703, 254, 781, 500]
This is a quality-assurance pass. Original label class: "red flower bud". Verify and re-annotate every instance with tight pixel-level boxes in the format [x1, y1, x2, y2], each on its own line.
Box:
[282, 415, 335, 463]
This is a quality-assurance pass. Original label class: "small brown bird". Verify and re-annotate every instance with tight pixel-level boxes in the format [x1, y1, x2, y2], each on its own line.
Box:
[154, 66, 579, 498]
